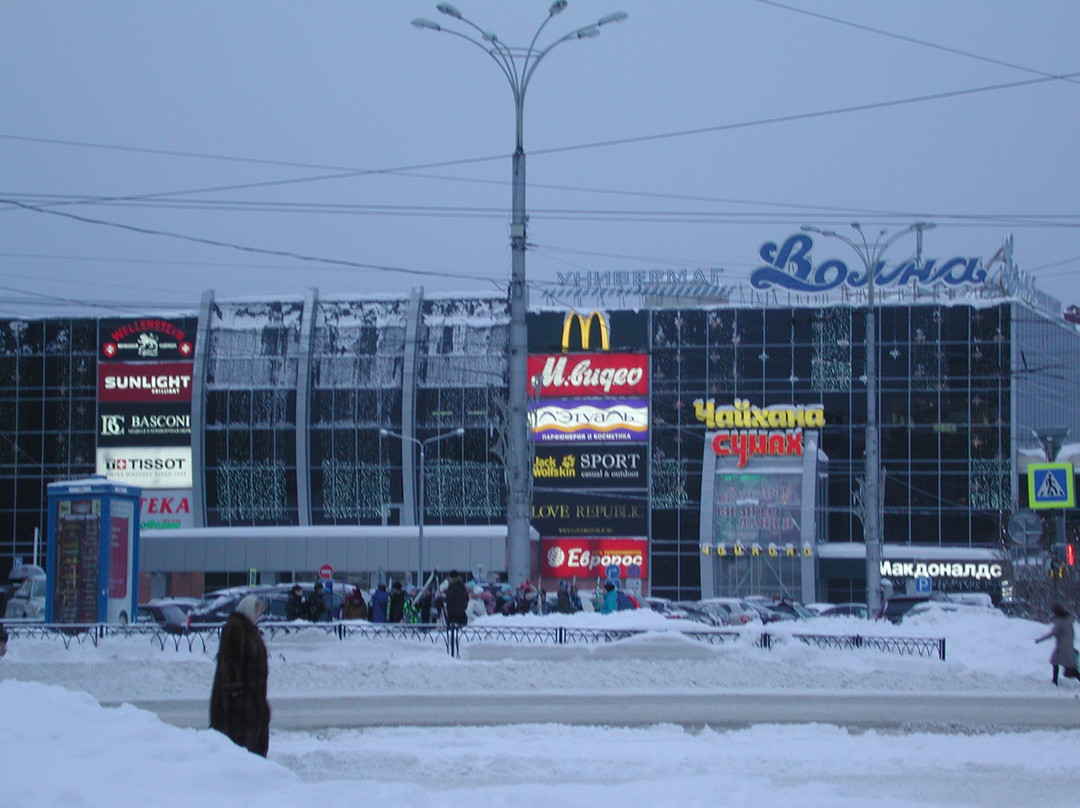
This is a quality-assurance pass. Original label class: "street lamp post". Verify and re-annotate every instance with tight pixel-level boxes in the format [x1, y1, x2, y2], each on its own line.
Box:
[801, 222, 935, 617]
[412, 3, 627, 587]
[380, 427, 466, 585]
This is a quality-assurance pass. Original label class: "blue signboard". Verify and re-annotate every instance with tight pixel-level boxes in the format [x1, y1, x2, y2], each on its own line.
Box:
[1028, 463, 1075, 510]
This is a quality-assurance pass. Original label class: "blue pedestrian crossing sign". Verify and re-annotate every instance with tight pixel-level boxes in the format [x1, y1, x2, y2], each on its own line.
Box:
[1027, 463, 1075, 509]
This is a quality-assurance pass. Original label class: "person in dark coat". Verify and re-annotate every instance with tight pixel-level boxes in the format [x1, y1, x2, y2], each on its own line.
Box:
[284, 584, 305, 621]
[1035, 603, 1080, 685]
[304, 581, 328, 622]
[369, 583, 390, 623]
[444, 570, 470, 625]
[210, 595, 270, 756]
[387, 581, 406, 624]
[342, 585, 367, 620]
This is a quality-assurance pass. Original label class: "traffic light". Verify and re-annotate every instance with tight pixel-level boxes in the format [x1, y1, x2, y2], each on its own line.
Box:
[1068, 544, 1076, 567]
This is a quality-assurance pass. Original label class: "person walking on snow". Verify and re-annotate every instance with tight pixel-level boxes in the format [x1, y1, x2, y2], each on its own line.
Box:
[1035, 603, 1080, 685]
[209, 595, 271, 756]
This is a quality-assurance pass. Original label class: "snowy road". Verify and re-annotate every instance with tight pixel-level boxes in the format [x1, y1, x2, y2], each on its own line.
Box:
[111, 689, 1080, 732]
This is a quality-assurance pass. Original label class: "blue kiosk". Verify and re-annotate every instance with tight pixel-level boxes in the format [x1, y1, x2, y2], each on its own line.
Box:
[45, 476, 142, 624]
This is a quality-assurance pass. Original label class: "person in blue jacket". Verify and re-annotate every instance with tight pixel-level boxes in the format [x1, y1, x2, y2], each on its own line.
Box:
[600, 581, 619, 614]
[369, 583, 390, 623]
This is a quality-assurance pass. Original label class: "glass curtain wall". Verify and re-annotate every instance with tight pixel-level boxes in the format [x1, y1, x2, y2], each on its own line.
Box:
[202, 301, 302, 525]
[308, 299, 406, 524]
[412, 297, 508, 525]
[0, 319, 97, 566]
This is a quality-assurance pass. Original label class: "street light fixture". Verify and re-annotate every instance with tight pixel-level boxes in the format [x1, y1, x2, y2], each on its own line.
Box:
[380, 427, 466, 585]
[801, 222, 935, 617]
[412, 3, 627, 587]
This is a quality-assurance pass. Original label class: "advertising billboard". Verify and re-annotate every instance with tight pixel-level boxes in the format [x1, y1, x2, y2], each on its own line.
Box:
[99, 317, 196, 362]
[98, 402, 192, 447]
[541, 537, 648, 580]
[98, 361, 194, 404]
[530, 398, 648, 443]
[96, 446, 193, 489]
[528, 353, 648, 398]
[139, 489, 194, 530]
[52, 498, 103, 624]
[531, 490, 648, 537]
[533, 444, 647, 489]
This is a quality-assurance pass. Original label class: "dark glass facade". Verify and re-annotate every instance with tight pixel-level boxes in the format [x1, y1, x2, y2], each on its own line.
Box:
[3, 294, 1079, 602]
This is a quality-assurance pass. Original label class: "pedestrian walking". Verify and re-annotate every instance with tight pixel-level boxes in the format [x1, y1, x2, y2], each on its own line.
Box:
[1035, 603, 1080, 685]
[209, 595, 271, 756]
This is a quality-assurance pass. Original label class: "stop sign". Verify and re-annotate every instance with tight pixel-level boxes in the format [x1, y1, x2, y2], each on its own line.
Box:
[318, 564, 333, 580]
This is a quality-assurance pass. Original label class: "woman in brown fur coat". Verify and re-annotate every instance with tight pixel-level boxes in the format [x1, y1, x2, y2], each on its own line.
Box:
[210, 594, 271, 755]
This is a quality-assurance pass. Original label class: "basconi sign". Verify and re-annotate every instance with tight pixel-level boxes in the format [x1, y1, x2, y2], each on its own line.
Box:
[751, 233, 985, 293]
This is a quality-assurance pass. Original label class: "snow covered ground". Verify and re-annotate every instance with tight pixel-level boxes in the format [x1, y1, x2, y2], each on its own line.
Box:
[3, 607, 1080, 807]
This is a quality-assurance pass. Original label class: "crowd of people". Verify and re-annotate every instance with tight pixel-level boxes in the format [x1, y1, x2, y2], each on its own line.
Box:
[276, 571, 608, 627]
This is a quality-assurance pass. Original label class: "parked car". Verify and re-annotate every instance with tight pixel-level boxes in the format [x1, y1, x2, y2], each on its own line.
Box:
[742, 600, 794, 623]
[695, 597, 760, 626]
[819, 602, 870, 619]
[137, 599, 193, 634]
[187, 585, 281, 626]
[745, 595, 815, 621]
[644, 596, 711, 624]
[3, 566, 47, 621]
[879, 592, 952, 623]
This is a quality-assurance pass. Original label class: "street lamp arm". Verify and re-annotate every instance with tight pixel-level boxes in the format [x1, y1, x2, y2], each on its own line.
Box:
[415, 21, 519, 95]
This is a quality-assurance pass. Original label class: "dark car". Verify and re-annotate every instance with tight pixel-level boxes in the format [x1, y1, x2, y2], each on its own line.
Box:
[187, 585, 281, 626]
[879, 593, 952, 623]
[137, 599, 194, 633]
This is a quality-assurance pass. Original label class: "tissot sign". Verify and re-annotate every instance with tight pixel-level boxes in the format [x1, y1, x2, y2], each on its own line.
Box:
[752, 234, 985, 293]
[541, 537, 648, 580]
[96, 447, 192, 488]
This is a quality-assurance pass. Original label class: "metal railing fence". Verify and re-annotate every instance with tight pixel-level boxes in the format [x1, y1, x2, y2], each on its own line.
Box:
[0, 620, 946, 661]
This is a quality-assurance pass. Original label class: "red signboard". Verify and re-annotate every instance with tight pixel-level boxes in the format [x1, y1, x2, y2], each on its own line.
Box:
[98, 361, 194, 403]
[540, 537, 648, 580]
[528, 353, 648, 398]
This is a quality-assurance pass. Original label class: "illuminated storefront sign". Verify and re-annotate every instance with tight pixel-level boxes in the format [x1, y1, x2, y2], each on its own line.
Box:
[531, 398, 648, 443]
[695, 400, 824, 468]
[560, 311, 610, 352]
[541, 537, 648, 579]
[98, 362, 194, 403]
[528, 352, 648, 398]
[98, 403, 192, 447]
[879, 561, 1004, 580]
[751, 233, 985, 294]
[99, 317, 195, 361]
[533, 445, 647, 488]
[139, 490, 193, 530]
[96, 447, 193, 489]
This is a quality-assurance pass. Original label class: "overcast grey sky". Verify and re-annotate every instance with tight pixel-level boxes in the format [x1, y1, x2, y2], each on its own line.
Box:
[1, 1, 1077, 318]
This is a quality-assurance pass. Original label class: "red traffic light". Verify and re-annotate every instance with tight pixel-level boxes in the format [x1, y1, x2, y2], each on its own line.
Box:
[1068, 544, 1076, 566]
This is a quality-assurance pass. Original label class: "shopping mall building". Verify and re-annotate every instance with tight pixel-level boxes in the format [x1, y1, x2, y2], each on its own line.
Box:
[2, 234, 1078, 603]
